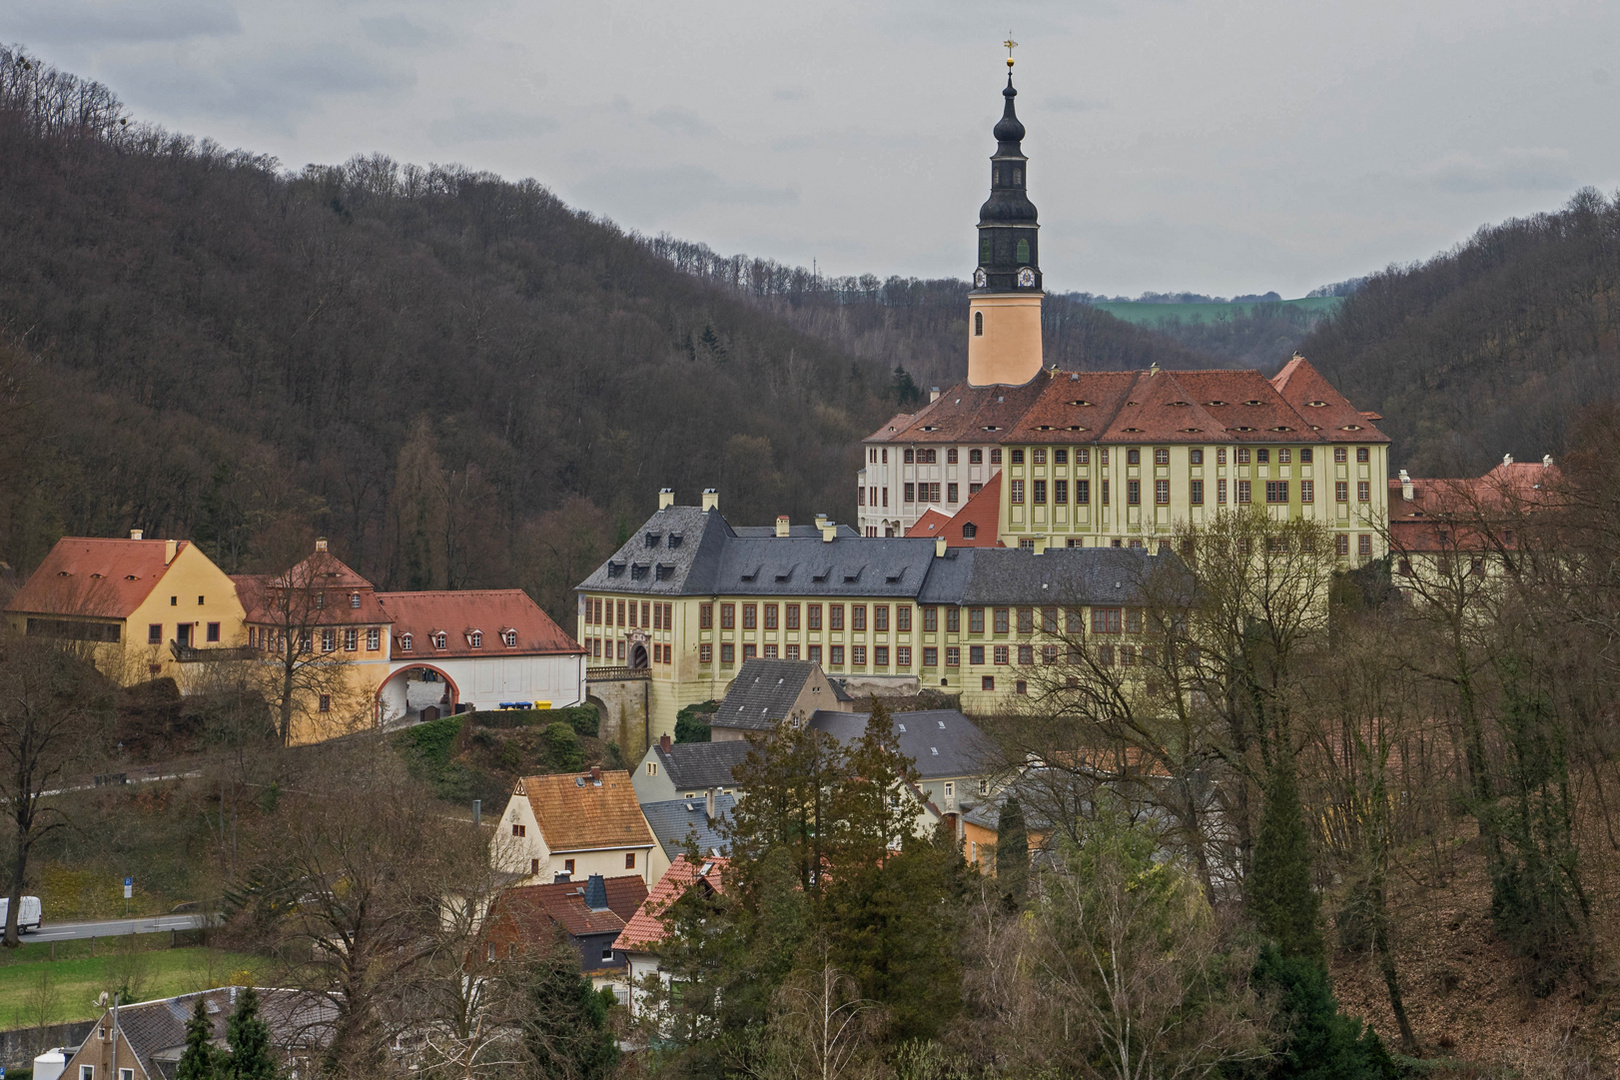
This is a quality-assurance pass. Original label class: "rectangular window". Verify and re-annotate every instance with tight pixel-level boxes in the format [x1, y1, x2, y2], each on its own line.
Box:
[924, 482, 941, 502]
[1237, 480, 1252, 504]
[512, 822, 526, 837]
[1091, 608, 1123, 634]
[700, 603, 713, 629]
[1067, 609, 1082, 633]
[1011, 479, 1024, 504]
[923, 647, 937, 667]
[1127, 449, 1140, 465]
[993, 608, 1010, 634]
[149, 623, 162, 644]
[1358, 481, 1371, 502]
[1357, 447, 1370, 463]
[785, 603, 799, 630]
[905, 448, 916, 464]
[1154, 447, 1170, 465]
[206, 621, 221, 642]
[948, 482, 958, 503]
[1155, 479, 1170, 504]
[970, 645, 985, 665]
[809, 645, 822, 663]
[318, 694, 331, 713]
[982, 675, 996, 691]
[896, 606, 911, 632]
[969, 607, 984, 634]
[1301, 448, 1313, 463]
[1279, 448, 1292, 463]
[922, 606, 937, 632]
[808, 603, 822, 630]
[1032, 448, 1046, 464]
[721, 643, 735, 665]
[993, 645, 1010, 665]
[1335, 534, 1350, 556]
[1359, 534, 1373, 556]
[971, 448, 983, 463]
[1033, 479, 1046, 504]
[367, 627, 380, 650]
[653, 604, 663, 631]
[1102, 480, 1110, 505]
[946, 646, 961, 667]
[1216, 448, 1226, 464]
[1017, 644, 1033, 665]
[1191, 449, 1204, 465]
[831, 645, 845, 666]
[763, 644, 777, 659]
[343, 628, 358, 651]
[948, 448, 959, 464]
[947, 607, 961, 633]
[875, 646, 889, 666]
[720, 604, 735, 629]
[700, 643, 713, 664]
[764, 604, 778, 630]
[1301, 480, 1314, 503]
[1257, 449, 1270, 464]
[1336, 481, 1349, 502]
[883, 488, 888, 507]
[626, 853, 637, 869]
[1191, 479, 1204, 505]
[321, 629, 335, 653]
[874, 605, 888, 632]
[1017, 608, 1034, 634]
[642, 601, 650, 626]
[1077, 448, 1090, 465]
[852, 605, 867, 631]
[1054, 479, 1068, 503]
[742, 604, 757, 630]
[905, 483, 916, 503]
[1054, 448, 1067, 464]
[742, 644, 757, 660]
[830, 605, 844, 631]
[1126, 609, 1143, 633]
[1077, 479, 1090, 503]
[1335, 447, 1348, 463]
[786, 644, 799, 660]
[1011, 449, 1025, 464]
[1266, 481, 1288, 503]
[1126, 479, 1140, 505]
[852, 645, 867, 666]
[1237, 448, 1251, 464]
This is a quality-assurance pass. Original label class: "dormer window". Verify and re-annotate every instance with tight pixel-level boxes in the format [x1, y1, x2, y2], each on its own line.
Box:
[502, 629, 518, 647]
[962, 522, 978, 538]
[667, 533, 683, 549]
[645, 533, 662, 548]
[401, 633, 413, 651]
[607, 561, 625, 578]
[432, 632, 447, 650]
[469, 630, 483, 648]
[350, 593, 361, 609]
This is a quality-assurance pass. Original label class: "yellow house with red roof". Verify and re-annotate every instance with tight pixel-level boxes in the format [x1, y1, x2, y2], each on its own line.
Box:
[3, 530, 246, 687]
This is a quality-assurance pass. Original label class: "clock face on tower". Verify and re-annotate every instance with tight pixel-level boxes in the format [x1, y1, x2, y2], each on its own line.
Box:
[1017, 267, 1036, 288]
[974, 267, 988, 288]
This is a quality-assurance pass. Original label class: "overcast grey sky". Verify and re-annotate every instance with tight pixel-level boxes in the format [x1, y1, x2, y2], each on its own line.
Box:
[6, 0, 1617, 296]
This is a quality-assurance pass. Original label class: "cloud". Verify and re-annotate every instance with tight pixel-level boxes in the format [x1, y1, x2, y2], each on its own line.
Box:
[0, 0, 241, 43]
[427, 104, 559, 146]
[109, 44, 413, 130]
[648, 107, 713, 137]
[574, 164, 797, 221]
[1419, 147, 1575, 195]
[360, 15, 433, 48]
[1044, 94, 1108, 113]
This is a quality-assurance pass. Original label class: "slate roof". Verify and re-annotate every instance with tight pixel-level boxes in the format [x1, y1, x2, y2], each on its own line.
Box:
[864, 359, 1389, 448]
[713, 658, 819, 730]
[378, 589, 582, 657]
[76, 987, 332, 1080]
[519, 770, 657, 853]
[640, 794, 735, 861]
[6, 537, 193, 619]
[808, 708, 992, 780]
[654, 741, 752, 789]
[952, 546, 1188, 607]
[616, 855, 728, 952]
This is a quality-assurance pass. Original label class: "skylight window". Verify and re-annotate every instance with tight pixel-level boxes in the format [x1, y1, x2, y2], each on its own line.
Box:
[1205, 400, 1227, 406]
[1066, 399, 1093, 406]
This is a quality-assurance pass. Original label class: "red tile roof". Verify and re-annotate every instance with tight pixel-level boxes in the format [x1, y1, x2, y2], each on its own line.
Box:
[616, 855, 728, 952]
[5, 538, 192, 619]
[905, 472, 1002, 547]
[483, 875, 649, 948]
[1388, 459, 1558, 553]
[379, 589, 582, 658]
[865, 359, 1388, 447]
[519, 771, 657, 853]
[234, 546, 389, 626]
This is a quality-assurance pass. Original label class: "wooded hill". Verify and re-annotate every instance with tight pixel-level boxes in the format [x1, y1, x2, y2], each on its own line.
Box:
[0, 46, 1209, 621]
[1301, 189, 1620, 476]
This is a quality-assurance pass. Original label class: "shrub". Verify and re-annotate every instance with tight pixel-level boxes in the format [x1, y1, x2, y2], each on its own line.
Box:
[543, 722, 586, 772]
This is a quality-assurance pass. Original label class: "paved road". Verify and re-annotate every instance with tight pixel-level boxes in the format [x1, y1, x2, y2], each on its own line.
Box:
[23, 913, 213, 942]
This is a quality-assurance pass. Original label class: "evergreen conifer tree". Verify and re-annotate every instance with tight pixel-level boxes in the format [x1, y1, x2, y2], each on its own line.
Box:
[224, 985, 278, 1080]
[524, 943, 619, 1080]
[995, 796, 1030, 905]
[1240, 947, 1400, 1080]
[1248, 748, 1325, 963]
[175, 996, 220, 1080]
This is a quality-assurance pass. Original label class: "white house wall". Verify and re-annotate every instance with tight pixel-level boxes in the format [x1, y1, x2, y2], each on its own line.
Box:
[383, 654, 585, 717]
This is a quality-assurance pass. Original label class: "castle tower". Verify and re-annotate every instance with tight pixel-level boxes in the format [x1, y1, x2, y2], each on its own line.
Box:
[967, 52, 1044, 387]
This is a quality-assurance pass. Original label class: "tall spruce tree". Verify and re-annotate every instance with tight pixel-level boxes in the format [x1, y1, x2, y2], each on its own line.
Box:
[224, 985, 278, 1080]
[175, 996, 220, 1080]
[995, 796, 1030, 906]
[523, 945, 619, 1080]
[1247, 748, 1324, 963]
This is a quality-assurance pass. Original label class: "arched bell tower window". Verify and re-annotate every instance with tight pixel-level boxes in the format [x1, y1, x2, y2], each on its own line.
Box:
[993, 167, 1000, 185]
[1013, 167, 1023, 185]
[980, 234, 992, 263]
[1016, 239, 1030, 263]
[974, 311, 984, 336]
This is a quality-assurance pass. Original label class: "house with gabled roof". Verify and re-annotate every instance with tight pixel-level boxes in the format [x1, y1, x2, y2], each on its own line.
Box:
[808, 707, 995, 819]
[498, 768, 665, 886]
[476, 873, 648, 1000]
[639, 792, 735, 864]
[708, 657, 851, 741]
[632, 735, 751, 804]
[615, 855, 729, 1021]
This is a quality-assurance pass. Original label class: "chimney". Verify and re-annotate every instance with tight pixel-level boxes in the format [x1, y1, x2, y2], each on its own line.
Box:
[590, 766, 602, 785]
[1543, 454, 1554, 469]
[129, 528, 143, 541]
[701, 488, 719, 512]
[659, 733, 672, 753]
[929, 386, 941, 403]
[658, 487, 675, 510]
[814, 513, 828, 529]
[164, 539, 177, 564]
[1030, 535, 1048, 555]
[776, 515, 790, 538]
[705, 787, 717, 823]
[820, 521, 838, 543]
[1399, 469, 1414, 501]
[583, 874, 609, 911]
[315, 537, 329, 553]
[935, 536, 948, 558]
[1503, 453, 1514, 466]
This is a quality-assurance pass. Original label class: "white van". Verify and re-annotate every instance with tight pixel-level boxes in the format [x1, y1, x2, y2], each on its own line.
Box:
[0, 895, 43, 933]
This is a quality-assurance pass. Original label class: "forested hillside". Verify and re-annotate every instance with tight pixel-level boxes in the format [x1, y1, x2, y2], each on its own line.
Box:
[1301, 189, 1620, 475]
[0, 47, 1208, 619]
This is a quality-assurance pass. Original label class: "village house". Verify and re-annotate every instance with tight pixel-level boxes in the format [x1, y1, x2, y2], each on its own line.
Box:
[498, 768, 664, 886]
[632, 736, 750, 804]
[639, 792, 735, 865]
[807, 707, 995, 819]
[616, 855, 729, 1022]
[477, 873, 648, 1001]
[706, 657, 853, 740]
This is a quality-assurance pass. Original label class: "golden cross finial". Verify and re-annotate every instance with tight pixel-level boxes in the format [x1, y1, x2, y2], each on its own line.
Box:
[1004, 34, 1018, 68]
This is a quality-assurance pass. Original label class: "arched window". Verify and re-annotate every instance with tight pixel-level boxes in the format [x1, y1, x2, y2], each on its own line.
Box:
[433, 632, 447, 649]
[1013, 167, 1022, 185]
[1016, 238, 1030, 263]
[469, 630, 483, 648]
[974, 311, 984, 336]
[503, 629, 518, 647]
[401, 633, 412, 651]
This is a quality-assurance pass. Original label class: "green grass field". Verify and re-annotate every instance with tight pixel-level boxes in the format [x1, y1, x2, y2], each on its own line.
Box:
[0, 933, 267, 1026]
[1091, 296, 1342, 326]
